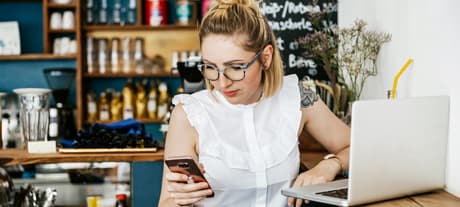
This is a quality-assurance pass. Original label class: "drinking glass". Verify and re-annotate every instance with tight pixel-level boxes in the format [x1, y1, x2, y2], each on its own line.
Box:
[13, 88, 51, 147]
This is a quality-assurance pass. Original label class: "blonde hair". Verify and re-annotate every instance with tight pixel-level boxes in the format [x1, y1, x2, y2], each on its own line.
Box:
[199, 0, 284, 98]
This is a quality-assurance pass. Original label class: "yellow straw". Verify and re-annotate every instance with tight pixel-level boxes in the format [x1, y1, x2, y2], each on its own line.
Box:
[391, 59, 413, 99]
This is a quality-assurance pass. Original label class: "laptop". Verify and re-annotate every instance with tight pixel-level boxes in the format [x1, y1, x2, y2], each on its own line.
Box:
[282, 96, 450, 206]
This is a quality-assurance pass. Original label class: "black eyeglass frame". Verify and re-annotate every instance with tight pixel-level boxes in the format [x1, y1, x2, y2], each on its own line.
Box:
[197, 48, 263, 81]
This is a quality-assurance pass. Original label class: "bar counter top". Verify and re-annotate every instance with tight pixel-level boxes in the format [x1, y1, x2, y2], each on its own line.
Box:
[362, 190, 460, 207]
[301, 152, 460, 207]
[1, 149, 459, 206]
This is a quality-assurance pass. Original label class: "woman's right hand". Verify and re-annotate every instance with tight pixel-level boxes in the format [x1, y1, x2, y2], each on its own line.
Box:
[165, 171, 213, 206]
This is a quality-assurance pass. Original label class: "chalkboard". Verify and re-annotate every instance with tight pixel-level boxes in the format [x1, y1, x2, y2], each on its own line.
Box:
[260, 0, 337, 80]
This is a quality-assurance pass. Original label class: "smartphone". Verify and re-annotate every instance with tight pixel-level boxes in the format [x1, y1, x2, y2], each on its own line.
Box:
[165, 156, 214, 197]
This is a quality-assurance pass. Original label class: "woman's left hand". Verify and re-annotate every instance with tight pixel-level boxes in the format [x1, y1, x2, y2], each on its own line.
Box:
[287, 159, 341, 207]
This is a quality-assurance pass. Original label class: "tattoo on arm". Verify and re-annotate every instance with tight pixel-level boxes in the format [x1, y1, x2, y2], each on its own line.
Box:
[298, 77, 319, 108]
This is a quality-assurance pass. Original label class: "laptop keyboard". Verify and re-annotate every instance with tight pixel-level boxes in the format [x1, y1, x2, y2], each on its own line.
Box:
[316, 188, 348, 199]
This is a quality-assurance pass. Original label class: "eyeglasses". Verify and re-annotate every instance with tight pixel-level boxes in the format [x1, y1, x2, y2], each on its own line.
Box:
[197, 49, 262, 81]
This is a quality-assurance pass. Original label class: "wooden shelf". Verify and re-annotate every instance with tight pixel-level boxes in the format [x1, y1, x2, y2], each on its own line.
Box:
[0, 148, 164, 166]
[0, 0, 41, 2]
[74, 0, 200, 130]
[49, 29, 77, 33]
[48, 3, 76, 8]
[83, 72, 180, 78]
[0, 54, 76, 61]
[83, 24, 198, 31]
[87, 118, 165, 124]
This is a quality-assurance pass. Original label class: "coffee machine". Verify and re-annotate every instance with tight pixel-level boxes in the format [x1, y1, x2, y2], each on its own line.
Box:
[43, 68, 77, 141]
[177, 57, 205, 94]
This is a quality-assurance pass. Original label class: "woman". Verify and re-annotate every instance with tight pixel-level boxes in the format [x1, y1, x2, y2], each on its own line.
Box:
[158, 0, 350, 206]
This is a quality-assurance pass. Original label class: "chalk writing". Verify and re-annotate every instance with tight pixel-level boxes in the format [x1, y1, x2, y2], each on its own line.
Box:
[268, 18, 313, 31]
[262, 0, 337, 80]
[281, 1, 320, 18]
[289, 54, 316, 69]
[276, 37, 285, 51]
[260, 2, 283, 18]
[260, 1, 320, 19]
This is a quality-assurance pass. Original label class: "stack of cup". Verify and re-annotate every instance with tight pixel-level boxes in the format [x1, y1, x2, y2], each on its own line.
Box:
[50, 11, 75, 30]
[13, 88, 56, 153]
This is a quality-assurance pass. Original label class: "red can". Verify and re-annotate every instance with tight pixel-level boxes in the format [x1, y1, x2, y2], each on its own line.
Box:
[202, 0, 213, 17]
[145, 0, 168, 26]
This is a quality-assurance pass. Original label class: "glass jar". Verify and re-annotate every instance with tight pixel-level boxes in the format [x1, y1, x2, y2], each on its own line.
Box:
[145, 0, 168, 26]
[176, 0, 197, 25]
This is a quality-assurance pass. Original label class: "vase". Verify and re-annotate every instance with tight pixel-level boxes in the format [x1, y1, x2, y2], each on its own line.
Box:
[337, 101, 353, 126]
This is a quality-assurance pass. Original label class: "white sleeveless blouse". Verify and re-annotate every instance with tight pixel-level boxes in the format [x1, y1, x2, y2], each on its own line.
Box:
[172, 75, 301, 207]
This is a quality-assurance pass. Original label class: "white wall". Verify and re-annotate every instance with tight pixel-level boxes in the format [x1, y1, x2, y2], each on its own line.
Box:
[339, 0, 460, 197]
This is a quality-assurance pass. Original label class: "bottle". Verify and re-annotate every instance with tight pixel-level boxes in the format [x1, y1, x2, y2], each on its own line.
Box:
[111, 37, 121, 74]
[135, 80, 148, 119]
[110, 91, 123, 120]
[180, 51, 188, 62]
[86, 195, 102, 207]
[8, 113, 21, 148]
[112, 0, 122, 25]
[99, 92, 110, 121]
[176, 0, 193, 25]
[157, 82, 170, 120]
[99, 0, 108, 24]
[127, 0, 137, 24]
[176, 86, 184, 94]
[122, 79, 135, 119]
[171, 51, 179, 75]
[147, 80, 158, 120]
[87, 91, 98, 122]
[114, 193, 128, 207]
[1, 114, 10, 149]
[86, 0, 94, 24]
[48, 107, 59, 140]
[122, 37, 132, 73]
[87, 37, 95, 73]
[134, 37, 145, 74]
[145, 0, 168, 26]
[202, 0, 213, 17]
[98, 38, 108, 74]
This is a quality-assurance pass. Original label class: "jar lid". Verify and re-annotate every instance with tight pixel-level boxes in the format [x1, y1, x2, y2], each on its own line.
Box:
[13, 88, 52, 95]
[116, 194, 127, 200]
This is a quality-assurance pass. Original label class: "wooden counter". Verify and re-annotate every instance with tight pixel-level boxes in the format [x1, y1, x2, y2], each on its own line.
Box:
[0, 149, 164, 166]
[300, 152, 460, 206]
[1, 150, 459, 206]
[363, 190, 460, 207]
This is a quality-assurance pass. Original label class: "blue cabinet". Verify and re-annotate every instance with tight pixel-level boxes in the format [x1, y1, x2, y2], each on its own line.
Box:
[132, 161, 164, 207]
